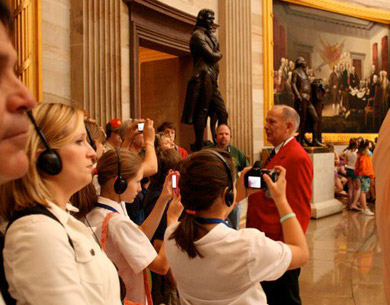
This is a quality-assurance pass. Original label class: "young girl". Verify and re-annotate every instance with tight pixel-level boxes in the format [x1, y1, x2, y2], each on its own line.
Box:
[355, 140, 375, 216]
[343, 138, 361, 210]
[164, 149, 308, 305]
[85, 149, 183, 304]
[0, 103, 122, 305]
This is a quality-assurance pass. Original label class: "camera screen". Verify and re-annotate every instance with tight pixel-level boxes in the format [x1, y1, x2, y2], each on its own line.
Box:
[172, 175, 177, 189]
[138, 123, 145, 132]
[248, 176, 261, 189]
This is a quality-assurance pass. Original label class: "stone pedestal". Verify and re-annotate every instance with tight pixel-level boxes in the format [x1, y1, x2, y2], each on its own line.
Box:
[308, 151, 343, 219]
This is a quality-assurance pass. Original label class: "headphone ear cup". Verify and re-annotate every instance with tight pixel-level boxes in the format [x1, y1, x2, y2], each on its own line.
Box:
[114, 177, 128, 195]
[37, 149, 62, 176]
[225, 188, 234, 207]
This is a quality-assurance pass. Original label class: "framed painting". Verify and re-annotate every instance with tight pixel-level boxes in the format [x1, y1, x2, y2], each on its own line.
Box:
[263, 0, 390, 144]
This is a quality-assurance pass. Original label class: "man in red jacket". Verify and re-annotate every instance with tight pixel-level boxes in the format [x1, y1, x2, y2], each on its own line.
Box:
[247, 105, 313, 305]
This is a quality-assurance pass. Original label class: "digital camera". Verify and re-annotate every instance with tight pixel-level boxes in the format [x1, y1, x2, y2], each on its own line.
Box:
[244, 161, 278, 189]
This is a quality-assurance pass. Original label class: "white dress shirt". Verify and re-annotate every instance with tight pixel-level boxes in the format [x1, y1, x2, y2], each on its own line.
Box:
[4, 202, 121, 305]
[86, 196, 157, 304]
[165, 222, 292, 305]
[274, 136, 294, 154]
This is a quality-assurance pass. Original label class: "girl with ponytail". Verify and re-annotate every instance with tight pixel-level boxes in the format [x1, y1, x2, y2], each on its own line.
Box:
[165, 149, 309, 305]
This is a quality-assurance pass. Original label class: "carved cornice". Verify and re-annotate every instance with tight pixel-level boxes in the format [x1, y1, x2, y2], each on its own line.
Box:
[124, 0, 196, 25]
[136, 23, 189, 53]
[281, 0, 390, 24]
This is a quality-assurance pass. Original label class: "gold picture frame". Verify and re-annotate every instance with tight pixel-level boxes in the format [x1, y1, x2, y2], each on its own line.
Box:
[8, 0, 42, 102]
[262, 0, 390, 144]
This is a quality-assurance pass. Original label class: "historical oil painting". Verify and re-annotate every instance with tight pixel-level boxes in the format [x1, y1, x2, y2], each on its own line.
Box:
[272, 0, 390, 134]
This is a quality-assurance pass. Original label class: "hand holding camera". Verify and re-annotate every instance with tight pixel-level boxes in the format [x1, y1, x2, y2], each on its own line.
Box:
[244, 161, 279, 190]
[143, 118, 155, 147]
[262, 166, 287, 203]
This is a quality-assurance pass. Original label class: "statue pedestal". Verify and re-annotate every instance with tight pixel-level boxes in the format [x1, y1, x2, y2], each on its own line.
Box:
[306, 149, 343, 219]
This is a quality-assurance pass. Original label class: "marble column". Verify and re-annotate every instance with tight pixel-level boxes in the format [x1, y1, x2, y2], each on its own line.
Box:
[70, 0, 122, 126]
[219, 0, 254, 162]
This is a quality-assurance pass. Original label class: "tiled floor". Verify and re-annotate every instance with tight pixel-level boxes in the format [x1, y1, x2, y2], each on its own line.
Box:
[300, 209, 386, 305]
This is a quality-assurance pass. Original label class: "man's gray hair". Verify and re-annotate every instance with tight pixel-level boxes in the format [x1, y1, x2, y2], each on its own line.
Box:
[119, 119, 133, 141]
[273, 105, 300, 133]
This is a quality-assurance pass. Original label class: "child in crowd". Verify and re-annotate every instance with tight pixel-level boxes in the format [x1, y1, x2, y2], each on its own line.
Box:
[342, 138, 361, 210]
[355, 140, 375, 216]
[84, 149, 183, 304]
[143, 149, 182, 304]
[164, 149, 308, 305]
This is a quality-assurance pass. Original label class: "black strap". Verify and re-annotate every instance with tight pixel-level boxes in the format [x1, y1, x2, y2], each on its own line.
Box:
[0, 205, 75, 305]
[6, 205, 74, 249]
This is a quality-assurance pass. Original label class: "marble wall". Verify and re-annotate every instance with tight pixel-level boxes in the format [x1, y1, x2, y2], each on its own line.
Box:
[41, 0, 71, 105]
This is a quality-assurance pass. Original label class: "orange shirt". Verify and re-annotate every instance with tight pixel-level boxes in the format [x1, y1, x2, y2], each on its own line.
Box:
[354, 152, 374, 178]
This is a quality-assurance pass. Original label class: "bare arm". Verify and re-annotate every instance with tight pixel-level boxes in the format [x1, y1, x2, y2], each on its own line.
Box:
[146, 188, 183, 275]
[141, 118, 158, 177]
[263, 166, 309, 270]
[139, 171, 183, 239]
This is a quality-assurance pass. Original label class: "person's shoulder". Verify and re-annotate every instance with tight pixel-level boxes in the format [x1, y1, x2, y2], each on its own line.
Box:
[285, 140, 310, 158]
[164, 222, 180, 241]
[5, 214, 71, 253]
[230, 145, 245, 155]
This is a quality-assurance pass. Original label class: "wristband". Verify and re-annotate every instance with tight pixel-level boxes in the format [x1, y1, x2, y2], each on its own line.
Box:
[145, 142, 154, 149]
[280, 213, 296, 224]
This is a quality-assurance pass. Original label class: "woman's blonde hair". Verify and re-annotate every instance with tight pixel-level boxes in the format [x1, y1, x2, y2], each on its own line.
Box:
[0, 103, 84, 220]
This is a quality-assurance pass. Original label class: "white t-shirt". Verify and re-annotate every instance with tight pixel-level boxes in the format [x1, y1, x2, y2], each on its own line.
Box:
[4, 202, 121, 305]
[344, 149, 358, 169]
[86, 196, 157, 304]
[164, 222, 292, 305]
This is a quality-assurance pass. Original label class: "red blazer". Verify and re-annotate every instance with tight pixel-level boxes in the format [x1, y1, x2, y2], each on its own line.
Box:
[247, 138, 313, 241]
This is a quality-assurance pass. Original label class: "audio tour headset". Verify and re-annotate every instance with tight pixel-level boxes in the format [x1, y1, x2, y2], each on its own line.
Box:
[114, 148, 128, 194]
[207, 149, 234, 207]
[27, 110, 63, 176]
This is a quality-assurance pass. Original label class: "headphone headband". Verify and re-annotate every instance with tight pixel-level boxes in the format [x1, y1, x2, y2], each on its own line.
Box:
[206, 149, 234, 207]
[27, 110, 51, 151]
[85, 124, 97, 152]
[114, 148, 127, 194]
[206, 149, 233, 189]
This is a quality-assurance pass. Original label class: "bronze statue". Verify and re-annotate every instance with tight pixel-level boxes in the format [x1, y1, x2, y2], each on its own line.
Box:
[181, 9, 228, 151]
[308, 79, 326, 144]
[291, 56, 323, 146]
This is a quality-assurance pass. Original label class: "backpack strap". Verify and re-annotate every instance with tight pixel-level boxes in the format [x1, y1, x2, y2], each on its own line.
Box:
[7, 205, 74, 249]
[0, 205, 75, 305]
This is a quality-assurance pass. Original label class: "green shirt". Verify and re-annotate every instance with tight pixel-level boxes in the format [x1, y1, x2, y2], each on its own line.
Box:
[206, 144, 249, 173]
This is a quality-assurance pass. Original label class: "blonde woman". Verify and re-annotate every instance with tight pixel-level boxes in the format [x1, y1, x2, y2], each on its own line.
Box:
[0, 103, 121, 305]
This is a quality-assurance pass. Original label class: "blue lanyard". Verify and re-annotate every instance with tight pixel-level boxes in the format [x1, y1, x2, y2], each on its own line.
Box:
[195, 217, 231, 228]
[95, 203, 119, 213]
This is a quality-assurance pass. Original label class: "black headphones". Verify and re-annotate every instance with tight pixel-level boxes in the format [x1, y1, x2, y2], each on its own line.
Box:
[27, 110, 63, 176]
[114, 148, 128, 194]
[85, 124, 97, 152]
[207, 149, 234, 207]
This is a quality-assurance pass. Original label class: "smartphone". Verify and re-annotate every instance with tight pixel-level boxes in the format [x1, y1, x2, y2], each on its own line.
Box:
[138, 122, 145, 132]
[247, 176, 261, 189]
[172, 174, 177, 189]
